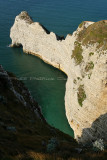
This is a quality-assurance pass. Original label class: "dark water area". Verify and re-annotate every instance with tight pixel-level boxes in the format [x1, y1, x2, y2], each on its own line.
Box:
[0, 0, 107, 136]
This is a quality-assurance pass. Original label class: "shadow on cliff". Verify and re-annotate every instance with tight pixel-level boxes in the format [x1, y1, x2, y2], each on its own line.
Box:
[40, 24, 65, 40]
[78, 113, 107, 144]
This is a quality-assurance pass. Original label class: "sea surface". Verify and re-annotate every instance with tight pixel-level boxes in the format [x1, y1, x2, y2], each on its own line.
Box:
[0, 0, 107, 136]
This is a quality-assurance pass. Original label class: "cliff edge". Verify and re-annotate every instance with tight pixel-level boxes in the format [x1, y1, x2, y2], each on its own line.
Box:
[10, 11, 107, 143]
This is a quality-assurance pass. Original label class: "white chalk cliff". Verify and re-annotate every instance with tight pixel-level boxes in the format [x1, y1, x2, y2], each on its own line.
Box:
[10, 11, 107, 143]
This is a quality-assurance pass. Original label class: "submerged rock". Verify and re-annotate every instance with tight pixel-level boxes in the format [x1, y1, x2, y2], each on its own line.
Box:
[10, 11, 107, 143]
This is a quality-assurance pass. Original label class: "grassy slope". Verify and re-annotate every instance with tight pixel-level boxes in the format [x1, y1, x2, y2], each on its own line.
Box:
[78, 20, 107, 50]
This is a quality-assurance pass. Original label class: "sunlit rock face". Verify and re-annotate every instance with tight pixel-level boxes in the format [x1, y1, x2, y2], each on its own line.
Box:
[10, 11, 107, 143]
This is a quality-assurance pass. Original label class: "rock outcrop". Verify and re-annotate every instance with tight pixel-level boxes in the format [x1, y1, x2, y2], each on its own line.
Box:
[10, 11, 107, 143]
[0, 65, 44, 120]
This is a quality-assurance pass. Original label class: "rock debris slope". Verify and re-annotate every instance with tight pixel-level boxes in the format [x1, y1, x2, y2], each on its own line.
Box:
[10, 11, 107, 143]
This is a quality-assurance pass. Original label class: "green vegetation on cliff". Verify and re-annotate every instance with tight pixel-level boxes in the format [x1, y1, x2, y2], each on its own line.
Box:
[79, 21, 84, 28]
[89, 52, 94, 56]
[77, 85, 86, 107]
[85, 61, 94, 72]
[78, 20, 107, 50]
[71, 41, 83, 65]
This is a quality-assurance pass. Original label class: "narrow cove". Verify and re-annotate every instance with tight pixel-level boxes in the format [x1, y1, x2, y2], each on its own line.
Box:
[10, 47, 74, 137]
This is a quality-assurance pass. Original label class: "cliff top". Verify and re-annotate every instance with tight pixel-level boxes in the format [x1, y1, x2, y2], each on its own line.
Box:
[78, 20, 107, 50]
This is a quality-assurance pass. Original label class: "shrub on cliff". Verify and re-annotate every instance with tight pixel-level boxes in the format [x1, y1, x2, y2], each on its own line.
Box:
[77, 85, 86, 107]
[71, 41, 83, 65]
[85, 61, 94, 72]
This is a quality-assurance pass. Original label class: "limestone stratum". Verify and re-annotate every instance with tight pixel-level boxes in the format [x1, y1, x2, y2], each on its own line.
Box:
[10, 11, 107, 143]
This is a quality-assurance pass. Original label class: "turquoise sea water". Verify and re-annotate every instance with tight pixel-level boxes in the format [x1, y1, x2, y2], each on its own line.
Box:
[0, 0, 107, 136]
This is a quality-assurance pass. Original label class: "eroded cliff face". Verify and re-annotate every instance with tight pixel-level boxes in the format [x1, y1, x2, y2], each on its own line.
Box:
[10, 11, 107, 143]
